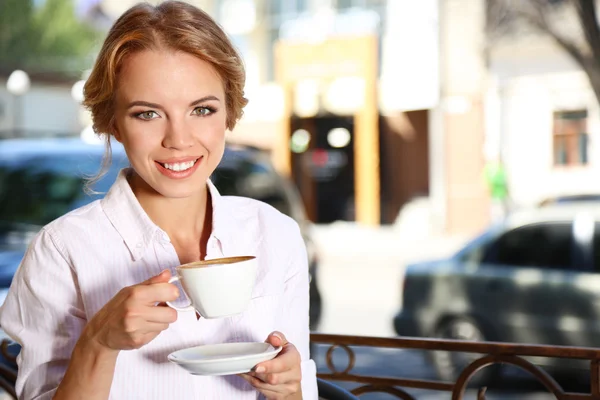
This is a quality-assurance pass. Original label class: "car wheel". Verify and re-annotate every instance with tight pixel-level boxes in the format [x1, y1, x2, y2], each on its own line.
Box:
[430, 317, 500, 387]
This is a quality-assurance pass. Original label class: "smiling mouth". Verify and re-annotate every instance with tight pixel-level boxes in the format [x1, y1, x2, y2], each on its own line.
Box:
[156, 158, 200, 172]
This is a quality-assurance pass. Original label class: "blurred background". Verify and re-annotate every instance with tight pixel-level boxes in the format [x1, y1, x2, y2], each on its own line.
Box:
[3, 0, 600, 398]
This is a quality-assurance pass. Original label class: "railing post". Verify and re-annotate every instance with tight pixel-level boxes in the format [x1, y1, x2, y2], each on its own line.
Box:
[591, 359, 600, 396]
[477, 387, 487, 400]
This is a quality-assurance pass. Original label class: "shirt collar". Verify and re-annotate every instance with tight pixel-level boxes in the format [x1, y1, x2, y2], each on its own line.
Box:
[206, 178, 236, 251]
[101, 168, 234, 261]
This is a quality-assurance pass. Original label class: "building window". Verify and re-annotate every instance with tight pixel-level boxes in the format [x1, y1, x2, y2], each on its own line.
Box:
[553, 110, 589, 167]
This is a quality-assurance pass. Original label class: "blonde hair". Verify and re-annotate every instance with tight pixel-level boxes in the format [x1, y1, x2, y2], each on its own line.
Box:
[82, 1, 248, 193]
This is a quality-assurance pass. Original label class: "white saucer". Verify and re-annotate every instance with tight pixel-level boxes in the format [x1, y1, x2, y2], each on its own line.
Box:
[168, 342, 282, 376]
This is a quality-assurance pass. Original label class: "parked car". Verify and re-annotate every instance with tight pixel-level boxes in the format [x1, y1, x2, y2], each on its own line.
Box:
[0, 137, 322, 331]
[538, 193, 600, 207]
[394, 203, 600, 383]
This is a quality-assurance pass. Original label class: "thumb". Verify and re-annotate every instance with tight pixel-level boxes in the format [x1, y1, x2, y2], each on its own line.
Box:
[143, 269, 172, 285]
[266, 331, 288, 347]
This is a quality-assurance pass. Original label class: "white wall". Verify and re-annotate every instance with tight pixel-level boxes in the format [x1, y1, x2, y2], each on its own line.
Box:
[0, 83, 80, 136]
[499, 71, 600, 206]
[487, 28, 600, 207]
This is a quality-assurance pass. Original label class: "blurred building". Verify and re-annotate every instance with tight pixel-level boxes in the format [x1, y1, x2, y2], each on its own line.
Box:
[487, 3, 600, 209]
[2, 0, 511, 236]
[262, 0, 491, 235]
[0, 72, 81, 138]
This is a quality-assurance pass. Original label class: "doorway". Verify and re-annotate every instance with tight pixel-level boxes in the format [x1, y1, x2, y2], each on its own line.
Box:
[290, 116, 355, 223]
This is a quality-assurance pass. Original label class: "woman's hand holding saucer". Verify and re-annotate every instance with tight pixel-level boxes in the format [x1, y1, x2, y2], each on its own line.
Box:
[82, 269, 180, 351]
[240, 331, 302, 399]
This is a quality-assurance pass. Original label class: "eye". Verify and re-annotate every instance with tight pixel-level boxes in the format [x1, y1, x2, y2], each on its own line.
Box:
[192, 106, 215, 117]
[135, 111, 160, 120]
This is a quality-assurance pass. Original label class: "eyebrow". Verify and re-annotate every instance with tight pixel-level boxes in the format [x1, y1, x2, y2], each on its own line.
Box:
[126, 95, 220, 110]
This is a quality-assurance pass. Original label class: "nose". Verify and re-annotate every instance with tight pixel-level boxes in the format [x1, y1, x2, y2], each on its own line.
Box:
[162, 119, 194, 150]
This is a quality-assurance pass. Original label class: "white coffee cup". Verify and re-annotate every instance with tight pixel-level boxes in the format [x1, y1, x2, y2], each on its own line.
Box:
[166, 256, 257, 319]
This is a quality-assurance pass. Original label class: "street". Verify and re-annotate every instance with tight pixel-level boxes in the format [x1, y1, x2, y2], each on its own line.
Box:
[310, 222, 585, 399]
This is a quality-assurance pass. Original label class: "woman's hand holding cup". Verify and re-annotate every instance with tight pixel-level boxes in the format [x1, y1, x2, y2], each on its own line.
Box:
[82, 269, 180, 352]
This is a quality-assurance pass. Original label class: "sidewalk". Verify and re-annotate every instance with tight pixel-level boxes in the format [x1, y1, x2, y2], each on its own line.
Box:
[311, 220, 469, 264]
[309, 220, 470, 337]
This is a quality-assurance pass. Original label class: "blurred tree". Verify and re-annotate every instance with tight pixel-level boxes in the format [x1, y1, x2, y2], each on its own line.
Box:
[0, 0, 100, 76]
[0, 0, 36, 68]
[487, 0, 600, 106]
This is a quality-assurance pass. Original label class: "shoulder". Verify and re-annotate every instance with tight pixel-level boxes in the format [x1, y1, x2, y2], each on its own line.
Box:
[218, 195, 304, 264]
[45, 199, 104, 231]
[39, 200, 106, 252]
[13, 202, 106, 282]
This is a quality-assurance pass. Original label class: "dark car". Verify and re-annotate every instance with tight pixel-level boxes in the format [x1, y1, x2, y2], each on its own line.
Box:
[393, 203, 600, 384]
[538, 193, 600, 206]
[0, 137, 321, 330]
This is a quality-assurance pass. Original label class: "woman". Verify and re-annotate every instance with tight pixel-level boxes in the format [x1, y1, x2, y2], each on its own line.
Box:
[0, 2, 317, 399]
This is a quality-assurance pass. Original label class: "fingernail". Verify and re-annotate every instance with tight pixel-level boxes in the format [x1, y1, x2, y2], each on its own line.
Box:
[255, 366, 265, 373]
[273, 332, 283, 341]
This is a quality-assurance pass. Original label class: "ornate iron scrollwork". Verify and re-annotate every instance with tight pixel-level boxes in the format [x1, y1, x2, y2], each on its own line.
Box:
[311, 333, 600, 399]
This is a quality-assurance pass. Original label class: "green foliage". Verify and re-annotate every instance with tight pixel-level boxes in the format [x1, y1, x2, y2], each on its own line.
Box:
[0, 0, 101, 76]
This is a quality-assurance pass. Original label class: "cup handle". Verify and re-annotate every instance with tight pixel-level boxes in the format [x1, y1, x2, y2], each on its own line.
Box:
[165, 276, 195, 312]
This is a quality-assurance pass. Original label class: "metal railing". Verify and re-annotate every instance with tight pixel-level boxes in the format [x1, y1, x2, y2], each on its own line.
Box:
[311, 333, 600, 400]
[2, 335, 600, 399]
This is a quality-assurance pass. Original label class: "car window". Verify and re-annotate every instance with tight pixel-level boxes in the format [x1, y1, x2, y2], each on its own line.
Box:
[482, 222, 573, 270]
[0, 152, 127, 228]
[591, 223, 600, 271]
[210, 155, 293, 217]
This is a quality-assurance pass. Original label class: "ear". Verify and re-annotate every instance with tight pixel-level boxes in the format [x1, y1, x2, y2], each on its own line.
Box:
[112, 124, 123, 143]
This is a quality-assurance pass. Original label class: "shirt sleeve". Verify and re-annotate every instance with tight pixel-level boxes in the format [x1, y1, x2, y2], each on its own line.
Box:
[0, 227, 86, 400]
[280, 221, 318, 399]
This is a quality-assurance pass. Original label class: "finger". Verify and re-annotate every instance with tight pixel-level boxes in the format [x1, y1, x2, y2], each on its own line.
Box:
[142, 269, 172, 285]
[250, 368, 300, 387]
[143, 305, 178, 324]
[265, 331, 288, 348]
[254, 343, 298, 374]
[133, 282, 180, 304]
[241, 373, 297, 396]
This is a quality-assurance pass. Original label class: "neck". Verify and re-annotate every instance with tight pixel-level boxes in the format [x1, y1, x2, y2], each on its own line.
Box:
[127, 171, 213, 250]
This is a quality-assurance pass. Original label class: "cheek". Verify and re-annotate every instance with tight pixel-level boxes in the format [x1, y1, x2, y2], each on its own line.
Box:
[119, 122, 162, 159]
[199, 118, 227, 150]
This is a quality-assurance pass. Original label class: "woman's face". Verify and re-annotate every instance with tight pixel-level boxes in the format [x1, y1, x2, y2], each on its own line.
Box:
[113, 49, 227, 199]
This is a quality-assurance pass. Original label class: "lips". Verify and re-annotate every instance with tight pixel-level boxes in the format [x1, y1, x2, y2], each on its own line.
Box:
[154, 156, 203, 179]
[155, 156, 201, 171]
[159, 159, 198, 172]
[155, 156, 201, 164]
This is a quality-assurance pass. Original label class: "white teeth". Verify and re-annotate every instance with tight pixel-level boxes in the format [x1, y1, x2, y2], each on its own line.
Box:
[163, 159, 197, 171]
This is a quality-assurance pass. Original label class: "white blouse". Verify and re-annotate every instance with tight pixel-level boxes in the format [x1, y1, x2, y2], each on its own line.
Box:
[0, 169, 317, 399]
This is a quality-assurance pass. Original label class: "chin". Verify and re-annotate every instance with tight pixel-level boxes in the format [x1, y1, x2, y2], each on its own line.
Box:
[153, 178, 207, 198]
[155, 186, 201, 199]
